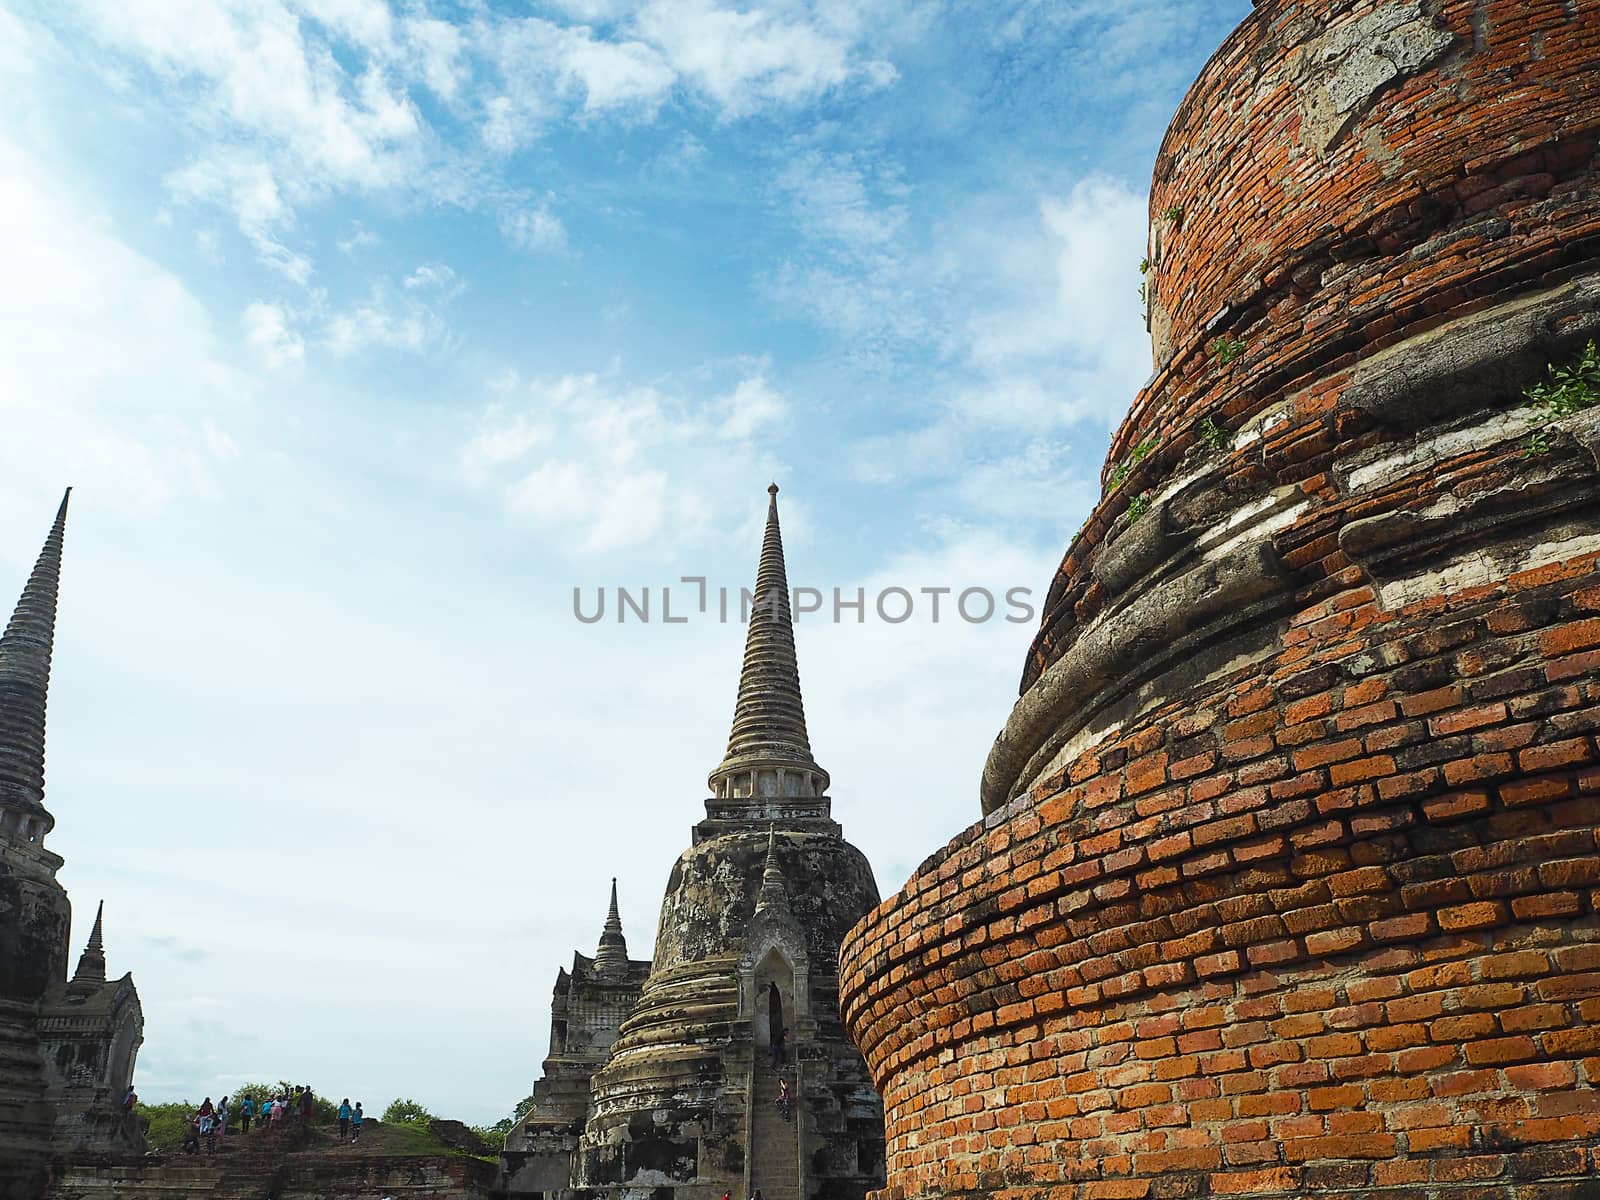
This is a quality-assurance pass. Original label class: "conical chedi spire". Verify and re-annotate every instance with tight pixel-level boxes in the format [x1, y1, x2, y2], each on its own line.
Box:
[0, 488, 70, 837]
[755, 826, 790, 914]
[594, 878, 629, 976]
[708, 484, 829, 800]
[71, 900, 107, 987]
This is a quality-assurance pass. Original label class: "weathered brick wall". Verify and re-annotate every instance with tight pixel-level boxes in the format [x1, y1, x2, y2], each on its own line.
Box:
[839, 0, 1600, 1196]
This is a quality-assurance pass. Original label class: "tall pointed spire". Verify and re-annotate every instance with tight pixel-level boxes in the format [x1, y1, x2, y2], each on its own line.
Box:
[594, 878, 629, 976]
[0, 488, 70, 839]
[708, 485, 829, 801]
[70, 900, 107, 988]
[755, 826, 790, 914]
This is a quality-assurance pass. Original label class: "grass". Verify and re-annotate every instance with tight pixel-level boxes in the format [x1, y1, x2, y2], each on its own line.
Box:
[1525, 339, 1600, 418]
[1107, 438, 1159, 493]
[1521, 339, 1599, 458]
[1208, 336, 1245, 365]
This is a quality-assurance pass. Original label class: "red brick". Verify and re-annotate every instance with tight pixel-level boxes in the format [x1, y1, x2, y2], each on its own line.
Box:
[1541, 619, 1600, 655]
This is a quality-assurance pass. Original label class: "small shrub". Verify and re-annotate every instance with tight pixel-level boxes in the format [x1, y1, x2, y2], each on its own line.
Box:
[1107, 439, 1158, 493]
[1208, 336, 1245, 365]
[1163, 204, 1184, 222]
[383, 1098, 435, 1125]
[1524, 339, 1600, 418]
[1128, 493, 1151, 520]
[137, 1102, 194, 1152]
[1523, 430, 1552, 459]
[1138, 258, 1150, 275]
[473, 1125, 508, 1152]
[1198, 416, 1228, 451]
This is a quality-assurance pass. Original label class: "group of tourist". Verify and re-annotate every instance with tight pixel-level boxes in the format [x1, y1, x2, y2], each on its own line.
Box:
[178, 1088, 364, 1154]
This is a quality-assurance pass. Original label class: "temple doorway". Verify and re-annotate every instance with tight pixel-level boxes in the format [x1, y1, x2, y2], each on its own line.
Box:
[767, 982, 785, 1060]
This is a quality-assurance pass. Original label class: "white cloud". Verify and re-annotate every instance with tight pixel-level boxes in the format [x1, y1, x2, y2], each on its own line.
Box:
[716, 375, 786, 440]
[337, 220, 379, 255]
[403, 262, 458, 293]
[0, 134, 247, 526]
[79, 0, 423, 188]
[165, 153, 315, 283]
[632, 0, 895, 118]
[462, 368, 789, 553]
[44, 0, 916, 283]
[500, 202, 568, 253]
[775, 149, 907, 250]
[242, 301, 304, 369]
[0, 4, 38, 77]
[323, 287, 451, 357]
[965, 176, 1149, 382]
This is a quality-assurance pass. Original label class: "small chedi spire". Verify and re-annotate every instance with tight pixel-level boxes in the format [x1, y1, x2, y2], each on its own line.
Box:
[708, 484, 830, 801]
[755, 826, 789, 914]
[594, 878, 629, 976]
[70, 900, 107, 987]
[0, 488, 70, 842]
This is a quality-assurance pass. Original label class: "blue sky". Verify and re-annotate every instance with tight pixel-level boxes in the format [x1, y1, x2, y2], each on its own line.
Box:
[0, 0, 1249, 1124]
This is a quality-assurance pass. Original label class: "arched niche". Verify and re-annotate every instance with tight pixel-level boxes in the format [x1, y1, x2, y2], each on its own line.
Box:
[752, 947, 794, 1051]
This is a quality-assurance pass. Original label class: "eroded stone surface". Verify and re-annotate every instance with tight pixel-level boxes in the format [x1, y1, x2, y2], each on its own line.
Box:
[1294, 2, 1456, 157]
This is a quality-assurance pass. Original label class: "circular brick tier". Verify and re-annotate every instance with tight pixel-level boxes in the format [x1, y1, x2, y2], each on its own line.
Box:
[839, 1, 1600, 1197]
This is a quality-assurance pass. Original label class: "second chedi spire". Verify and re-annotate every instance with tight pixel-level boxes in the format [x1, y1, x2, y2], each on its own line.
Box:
[0, 488, 70, 845]
[594, 878, 629, 976]
[707, 485, 829, 803]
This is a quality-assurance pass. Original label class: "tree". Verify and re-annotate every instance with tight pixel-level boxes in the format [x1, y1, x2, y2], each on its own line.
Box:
[490, 1093, 537, 1136]
[382, 1098, 434, 1125]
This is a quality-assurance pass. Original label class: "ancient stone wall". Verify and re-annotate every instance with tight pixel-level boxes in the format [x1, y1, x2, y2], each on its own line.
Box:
[48, 1153, 494, 1200]
[839, 1, 1600, 1197]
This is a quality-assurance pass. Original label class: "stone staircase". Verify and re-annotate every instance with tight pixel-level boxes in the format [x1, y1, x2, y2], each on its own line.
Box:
[748, 1062, 800, 1200]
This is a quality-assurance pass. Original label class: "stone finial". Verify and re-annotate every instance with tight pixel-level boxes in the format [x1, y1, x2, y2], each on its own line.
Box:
[755, 827, 790, 914]
[0, 488, 70, 840]
[594, 878, 629, 976]
[707, 485, 830, 800]
[70, 900, 107, 988]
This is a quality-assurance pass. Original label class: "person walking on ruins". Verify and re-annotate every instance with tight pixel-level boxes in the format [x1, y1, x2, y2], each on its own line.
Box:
[199, 1108, 216, 1154]
[775, 1077, 792, 1123]
[238, 1095, 254, 1134]
[351, 1101, 364, 1142]
[217, 1095, 230, 1138]
[338, 1098, 352, 1140]
[300, 1086, 314, 1120]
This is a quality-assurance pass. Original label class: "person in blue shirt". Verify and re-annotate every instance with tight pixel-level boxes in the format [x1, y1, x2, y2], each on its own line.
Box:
[239, 1096, 255, 1134]
[338, 1099, 352, 1140]
[351, 1101, 363, 1142]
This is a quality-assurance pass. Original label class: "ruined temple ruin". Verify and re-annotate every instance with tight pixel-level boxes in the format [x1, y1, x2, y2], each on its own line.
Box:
[501, 882, 653, 1193]
[841, 1, 1600, 1197]
[501, 485, 886, 1200]
[1, 492, 146, 1200]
